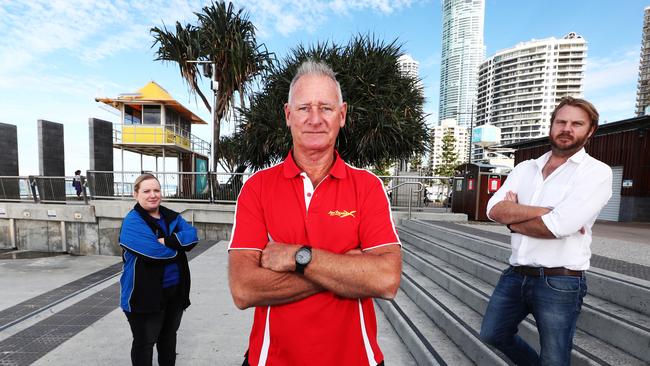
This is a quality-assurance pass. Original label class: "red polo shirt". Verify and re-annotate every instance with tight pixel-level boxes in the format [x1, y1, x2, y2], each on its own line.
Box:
[229, 151, 400, 366]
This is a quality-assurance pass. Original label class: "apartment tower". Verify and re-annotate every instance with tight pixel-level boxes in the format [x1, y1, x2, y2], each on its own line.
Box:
[474, 32, 587, 159]
[438, 0, 485, 128]
[636, 6, 650, 116]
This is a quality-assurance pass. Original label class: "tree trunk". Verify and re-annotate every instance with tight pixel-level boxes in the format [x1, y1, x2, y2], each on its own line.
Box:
[212, 89, 220, 172]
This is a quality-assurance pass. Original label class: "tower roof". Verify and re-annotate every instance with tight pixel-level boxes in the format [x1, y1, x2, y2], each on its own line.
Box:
[95, 81, 207, 125]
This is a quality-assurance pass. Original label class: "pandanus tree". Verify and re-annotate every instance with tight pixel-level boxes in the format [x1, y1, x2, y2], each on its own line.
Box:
[238, 34, 429, 170]
[151, 1, 273, 171]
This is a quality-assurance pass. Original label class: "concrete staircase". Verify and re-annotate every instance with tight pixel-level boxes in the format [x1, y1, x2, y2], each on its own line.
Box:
[377, 220, 650, 365]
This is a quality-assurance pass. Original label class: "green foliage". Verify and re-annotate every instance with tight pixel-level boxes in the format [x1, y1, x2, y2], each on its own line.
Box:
[409, 154, 423, 172]
[238, 34, 428, 170]
[370, 159, 392, 178]
[151, 1, 273, 170]
[217, 134, 246, 173]
[433, 129, 459, 177]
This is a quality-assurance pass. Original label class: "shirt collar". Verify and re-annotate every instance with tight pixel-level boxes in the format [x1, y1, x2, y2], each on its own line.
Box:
[535, 147, 587, 170]
[282, 150, 347, 179]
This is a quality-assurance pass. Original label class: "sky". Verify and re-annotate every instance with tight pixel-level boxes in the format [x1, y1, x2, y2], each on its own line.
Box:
[0, 0, 646, 175]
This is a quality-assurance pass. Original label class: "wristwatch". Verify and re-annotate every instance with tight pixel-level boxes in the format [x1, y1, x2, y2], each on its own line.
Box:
[295, 246, 312, 274]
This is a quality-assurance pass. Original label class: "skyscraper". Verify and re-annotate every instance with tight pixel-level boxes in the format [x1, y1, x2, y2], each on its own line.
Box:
[636, 6, 650, 116]
[474, 32, 587, 157]
[438, 0, 485, 128]
[427, 118, 469, 174]
[398, 54, 420, 79]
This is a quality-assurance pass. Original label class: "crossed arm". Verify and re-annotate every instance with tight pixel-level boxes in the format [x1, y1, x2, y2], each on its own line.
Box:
[489, 191, 556, 238]
[228, 243, 401, 310]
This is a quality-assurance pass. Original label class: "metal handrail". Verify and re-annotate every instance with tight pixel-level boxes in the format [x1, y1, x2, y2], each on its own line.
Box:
[386, 181, 424, 220]
[112, 123, 211, 156]
[2, 173, 455, 212]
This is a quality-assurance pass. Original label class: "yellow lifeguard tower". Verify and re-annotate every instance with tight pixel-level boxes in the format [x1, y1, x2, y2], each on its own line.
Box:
[96, 81, 211, 198]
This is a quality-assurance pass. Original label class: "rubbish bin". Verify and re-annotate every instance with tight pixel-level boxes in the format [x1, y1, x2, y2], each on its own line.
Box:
[451, 163, 510, 221]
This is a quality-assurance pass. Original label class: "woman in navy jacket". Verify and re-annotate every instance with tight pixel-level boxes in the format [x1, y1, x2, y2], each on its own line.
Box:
[119, 173, 198, 366]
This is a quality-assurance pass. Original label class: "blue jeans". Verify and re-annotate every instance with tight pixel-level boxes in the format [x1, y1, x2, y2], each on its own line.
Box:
[480, 266, 587, 366]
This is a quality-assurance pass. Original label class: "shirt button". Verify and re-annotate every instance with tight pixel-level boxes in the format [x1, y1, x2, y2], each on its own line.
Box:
[306, 193, 312, 197]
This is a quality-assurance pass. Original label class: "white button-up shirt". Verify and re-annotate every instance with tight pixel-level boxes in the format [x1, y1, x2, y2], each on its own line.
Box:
[487, 148, 612, 270]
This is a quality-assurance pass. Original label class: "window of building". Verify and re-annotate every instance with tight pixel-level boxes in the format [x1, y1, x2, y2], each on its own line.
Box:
[124, 105, 141, 125]
[143, 105, 161, 125]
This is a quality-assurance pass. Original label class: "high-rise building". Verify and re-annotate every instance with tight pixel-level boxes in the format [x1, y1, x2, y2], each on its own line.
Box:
[438, 0, 485, 128]
[636, 7, 650, 116]
[396, 54, 423, 173]
[474, 32, 587, 159]
[427, 118, 469, 174]
[398, 54, 420, 79]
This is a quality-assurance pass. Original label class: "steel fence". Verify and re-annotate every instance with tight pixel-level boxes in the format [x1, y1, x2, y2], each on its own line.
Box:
[0, 176, 88, 203]
[0, 176, 37, 202]
[380, 175, 454, 210]
[86, 171, 253, 203]
[0, 172, 454, 209]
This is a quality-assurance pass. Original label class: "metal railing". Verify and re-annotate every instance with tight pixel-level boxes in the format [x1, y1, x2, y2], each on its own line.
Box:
[0, 176, 36, 202]
[1, 172, 454, 211]
[385, 181, 424, 220]
[380, 175, 454, 210]
[113, 123, 211, 157]
[86, 171, 253, 203]
[0, 176, 88, 204]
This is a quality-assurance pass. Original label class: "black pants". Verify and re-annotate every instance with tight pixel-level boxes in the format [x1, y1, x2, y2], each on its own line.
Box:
[125, 285, 184, 366]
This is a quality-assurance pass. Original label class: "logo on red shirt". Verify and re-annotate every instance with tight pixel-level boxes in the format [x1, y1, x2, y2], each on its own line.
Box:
[328, 210, 356, 218]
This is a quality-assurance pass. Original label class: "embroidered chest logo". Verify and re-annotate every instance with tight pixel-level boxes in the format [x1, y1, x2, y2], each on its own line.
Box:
[328, 210, 356, 218]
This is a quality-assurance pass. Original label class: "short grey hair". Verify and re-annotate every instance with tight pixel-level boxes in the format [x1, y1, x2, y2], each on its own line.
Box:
[287, 59, 343, 105]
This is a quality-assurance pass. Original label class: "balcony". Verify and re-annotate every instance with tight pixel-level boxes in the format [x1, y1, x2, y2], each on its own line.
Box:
[113, 124, 210, 158]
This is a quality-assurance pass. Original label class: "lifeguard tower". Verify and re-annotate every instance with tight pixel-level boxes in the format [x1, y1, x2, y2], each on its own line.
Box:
[95, 81, 211, 199]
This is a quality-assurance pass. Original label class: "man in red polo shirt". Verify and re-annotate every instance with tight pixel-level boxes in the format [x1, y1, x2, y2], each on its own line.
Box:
[228, 59, 402, 366]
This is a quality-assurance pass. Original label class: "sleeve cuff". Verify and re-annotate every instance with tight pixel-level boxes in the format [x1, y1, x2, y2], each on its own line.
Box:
[164, 234, 182, 250]
[541, 212, 560, 238]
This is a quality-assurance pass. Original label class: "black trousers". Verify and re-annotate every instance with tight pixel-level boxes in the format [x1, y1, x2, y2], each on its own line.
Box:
[125, 285, 184, 366]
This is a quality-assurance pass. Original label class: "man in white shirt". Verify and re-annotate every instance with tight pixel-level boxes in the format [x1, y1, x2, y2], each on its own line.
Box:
[479, 97, 612, 366]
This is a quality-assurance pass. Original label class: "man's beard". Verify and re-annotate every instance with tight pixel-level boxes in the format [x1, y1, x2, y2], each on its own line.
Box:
[549, 132, 589, 155]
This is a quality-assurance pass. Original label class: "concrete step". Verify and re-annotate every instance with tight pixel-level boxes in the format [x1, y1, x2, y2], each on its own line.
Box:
[401, 239, 646, 366]
[400, 262, 508, 365]
[376, 290, 473, 366]
[401, 220, 650, 316]
[399, 221, 650, 363]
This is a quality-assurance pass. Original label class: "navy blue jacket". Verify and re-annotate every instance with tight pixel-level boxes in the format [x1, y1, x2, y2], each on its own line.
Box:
[119, 203, 198, 313]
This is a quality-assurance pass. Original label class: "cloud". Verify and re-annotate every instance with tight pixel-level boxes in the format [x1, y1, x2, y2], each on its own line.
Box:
[0, 0, 418, 77]
[584, 47, 639, 93]
[0, 1, 201, 73]
[582, 46, 639, 122]
[239, 0, 419, 37]
[589, 91, 636, 123]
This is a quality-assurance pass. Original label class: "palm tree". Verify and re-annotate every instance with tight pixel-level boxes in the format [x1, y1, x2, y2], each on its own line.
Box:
[151, 1, 272, 171]
[239, 34, 428, 170]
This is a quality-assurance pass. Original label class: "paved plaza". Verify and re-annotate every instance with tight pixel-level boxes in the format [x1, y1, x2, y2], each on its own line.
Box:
[1, 220, 649, 365]
[0, 241, 416, 366]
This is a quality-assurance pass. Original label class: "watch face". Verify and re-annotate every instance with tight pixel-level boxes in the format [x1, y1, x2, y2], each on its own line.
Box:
[296, 248, 312, 265]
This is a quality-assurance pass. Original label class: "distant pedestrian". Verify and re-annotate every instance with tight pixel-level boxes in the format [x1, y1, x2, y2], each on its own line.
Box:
[423, 193, 432, 207]
[72, 170, 83, 198]
[119, 173, 198, 366]
[480, 97, 612, 365]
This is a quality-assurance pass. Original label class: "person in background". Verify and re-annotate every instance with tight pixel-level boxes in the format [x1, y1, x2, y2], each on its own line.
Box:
[119, 173, 198, 366]
[72, 170, 83, 198]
